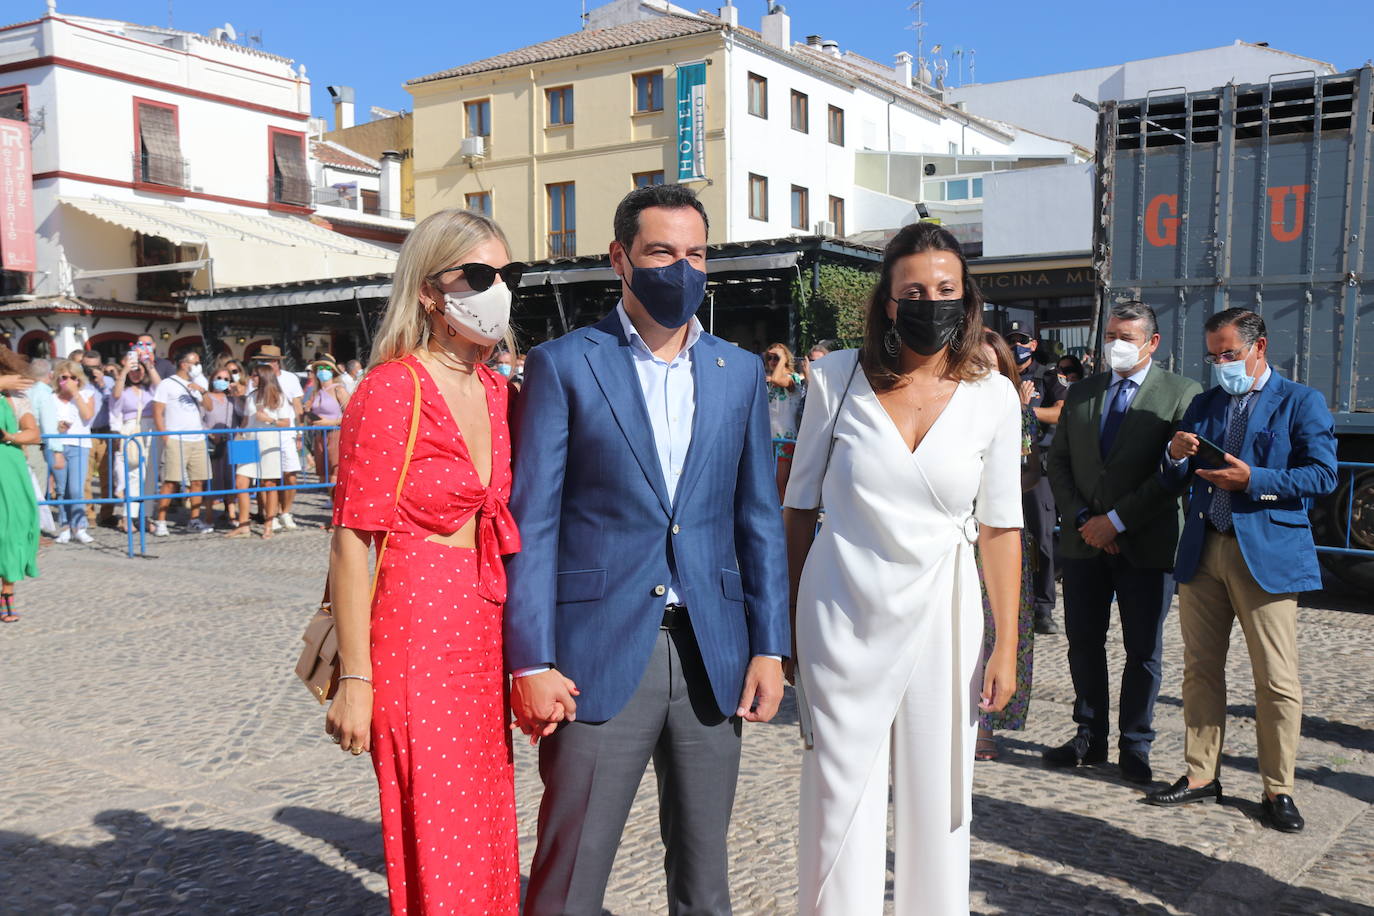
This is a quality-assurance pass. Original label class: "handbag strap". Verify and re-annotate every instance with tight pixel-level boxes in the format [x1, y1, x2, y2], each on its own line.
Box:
[321, 358, 424, 613]
[818, 352, 862, 487]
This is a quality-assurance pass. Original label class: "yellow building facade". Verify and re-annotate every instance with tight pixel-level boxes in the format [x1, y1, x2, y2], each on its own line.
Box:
[407, 22, 727, 262]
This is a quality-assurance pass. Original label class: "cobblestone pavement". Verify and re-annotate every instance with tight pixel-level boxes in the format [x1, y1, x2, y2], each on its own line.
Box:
[2, 492, 1372, 915]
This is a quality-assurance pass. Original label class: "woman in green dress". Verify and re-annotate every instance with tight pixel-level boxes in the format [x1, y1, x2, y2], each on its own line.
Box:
[0, 346, 41, 622]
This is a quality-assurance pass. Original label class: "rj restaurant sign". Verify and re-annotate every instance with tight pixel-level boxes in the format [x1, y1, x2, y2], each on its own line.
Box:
[0, 119, 35, 272]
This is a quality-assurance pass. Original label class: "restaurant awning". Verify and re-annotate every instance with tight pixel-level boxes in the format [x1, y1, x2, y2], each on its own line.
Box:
[61, 196, 398, 290]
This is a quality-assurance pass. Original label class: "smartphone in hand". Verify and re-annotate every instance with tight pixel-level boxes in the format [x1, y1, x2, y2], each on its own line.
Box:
[1193, 434, 1229, 468]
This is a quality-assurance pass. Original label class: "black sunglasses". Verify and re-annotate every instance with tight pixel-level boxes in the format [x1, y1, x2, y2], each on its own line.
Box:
[430, 261, 528, 292]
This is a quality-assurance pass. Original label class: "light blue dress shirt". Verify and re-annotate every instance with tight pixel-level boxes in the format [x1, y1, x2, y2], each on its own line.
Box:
[1101, 360, 1151, 533]
[617, 302, 702, 605]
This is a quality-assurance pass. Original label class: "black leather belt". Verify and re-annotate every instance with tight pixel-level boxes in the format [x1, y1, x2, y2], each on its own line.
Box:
[661, 603, 687, 630]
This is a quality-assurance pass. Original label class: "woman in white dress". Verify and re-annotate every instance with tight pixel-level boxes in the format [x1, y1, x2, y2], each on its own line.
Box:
[783, 222, 1024, 915]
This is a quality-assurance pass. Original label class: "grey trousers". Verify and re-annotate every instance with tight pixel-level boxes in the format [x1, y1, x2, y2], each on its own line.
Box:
[524, 626, 743, 916]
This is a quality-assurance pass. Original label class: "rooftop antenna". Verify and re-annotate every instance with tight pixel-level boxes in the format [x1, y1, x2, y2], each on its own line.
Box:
[167, 0, 173, 28]
[906, 1, 927, 82]
[580, 0, 589, 29]
[953, 46, 963, 86]
[968, 48, 976, 84]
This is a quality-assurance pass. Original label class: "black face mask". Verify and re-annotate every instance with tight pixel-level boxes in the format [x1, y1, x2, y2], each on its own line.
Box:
[892, 297, 965, 356]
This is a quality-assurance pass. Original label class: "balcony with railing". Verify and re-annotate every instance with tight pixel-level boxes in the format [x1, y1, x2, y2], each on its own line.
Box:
[132, 152, 189, 190]
[548, 230, 576, 258]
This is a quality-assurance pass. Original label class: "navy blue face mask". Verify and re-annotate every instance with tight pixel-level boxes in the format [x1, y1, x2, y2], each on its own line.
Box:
[626, 256, 707, 330]
[1013, 344, 1034, 364]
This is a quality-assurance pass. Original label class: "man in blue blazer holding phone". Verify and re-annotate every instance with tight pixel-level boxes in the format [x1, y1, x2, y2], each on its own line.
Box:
[1145, 308, 1337, 834]
[506, 184, 790, 915]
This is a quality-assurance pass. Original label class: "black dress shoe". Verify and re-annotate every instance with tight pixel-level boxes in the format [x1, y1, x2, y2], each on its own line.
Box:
[1262, 794, 1305, 833]
[1119, 751, 1153, 785]
[1042, 734, 1107, 768]
[1033, 616, 1059, 635]
[1144, 776, 1222, 806]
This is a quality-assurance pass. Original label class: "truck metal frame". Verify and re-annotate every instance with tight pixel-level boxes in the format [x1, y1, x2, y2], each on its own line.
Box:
[1094, 66, 1374, 586]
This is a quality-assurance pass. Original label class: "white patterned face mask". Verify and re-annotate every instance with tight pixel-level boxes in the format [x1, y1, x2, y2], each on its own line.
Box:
[442, 282, 511, 346]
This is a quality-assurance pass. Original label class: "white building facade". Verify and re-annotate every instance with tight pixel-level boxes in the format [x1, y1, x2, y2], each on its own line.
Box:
[0, 7, 397, 362]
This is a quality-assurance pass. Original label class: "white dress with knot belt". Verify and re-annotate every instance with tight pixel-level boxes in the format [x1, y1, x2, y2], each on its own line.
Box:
[783, 349, 1023, 916]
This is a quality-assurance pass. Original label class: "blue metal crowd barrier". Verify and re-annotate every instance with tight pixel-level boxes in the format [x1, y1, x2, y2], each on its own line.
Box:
[30, 435, 1373, 562]
[35, 425, 334, 558]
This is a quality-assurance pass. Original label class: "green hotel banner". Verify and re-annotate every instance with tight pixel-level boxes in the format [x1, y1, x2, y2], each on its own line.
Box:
[676, 61, 707, 182]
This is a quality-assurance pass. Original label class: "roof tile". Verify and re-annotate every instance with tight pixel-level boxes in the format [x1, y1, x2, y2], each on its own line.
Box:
[408, 15, 718, 84]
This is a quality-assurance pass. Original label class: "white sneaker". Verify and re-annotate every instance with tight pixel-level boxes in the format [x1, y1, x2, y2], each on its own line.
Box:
[279, 512, 298, 530]
[74, 529, 95, 544]
[55, 528, 71, 544]
[270, 517, 282, 532]
[153, 521, 169, 537]
[187, 518, 212, 534]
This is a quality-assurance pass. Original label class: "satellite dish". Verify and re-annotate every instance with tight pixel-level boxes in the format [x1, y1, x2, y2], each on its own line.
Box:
[221, 22, 237, 41]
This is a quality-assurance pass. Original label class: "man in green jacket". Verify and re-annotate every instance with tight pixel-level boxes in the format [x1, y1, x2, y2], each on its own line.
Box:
[1043, 302, 1202, 786]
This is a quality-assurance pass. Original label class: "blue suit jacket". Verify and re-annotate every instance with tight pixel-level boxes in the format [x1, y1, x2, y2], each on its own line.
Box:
[504, 312, 791, 722]
[1166, 372, 1337, 594]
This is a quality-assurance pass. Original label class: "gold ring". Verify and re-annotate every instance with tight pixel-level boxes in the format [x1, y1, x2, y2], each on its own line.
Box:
[350, 746, 364, 756]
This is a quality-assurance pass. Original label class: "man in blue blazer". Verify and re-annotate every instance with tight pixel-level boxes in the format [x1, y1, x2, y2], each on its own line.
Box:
[506, 184, 790, 915]
[1144, 308, 1337, 834]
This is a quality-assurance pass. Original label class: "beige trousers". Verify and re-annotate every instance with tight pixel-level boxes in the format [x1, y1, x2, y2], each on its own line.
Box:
[1178, 530, 1302, 796]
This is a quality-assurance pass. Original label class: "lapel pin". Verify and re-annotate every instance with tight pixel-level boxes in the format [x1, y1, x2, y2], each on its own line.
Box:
[716, 357, 725, 367]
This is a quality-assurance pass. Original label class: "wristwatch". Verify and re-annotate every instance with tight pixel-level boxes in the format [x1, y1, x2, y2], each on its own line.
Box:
[1076, 508, 1092, 528]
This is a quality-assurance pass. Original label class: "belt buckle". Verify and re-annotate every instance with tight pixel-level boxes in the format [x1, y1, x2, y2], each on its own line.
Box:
[961, 516, 979, 544]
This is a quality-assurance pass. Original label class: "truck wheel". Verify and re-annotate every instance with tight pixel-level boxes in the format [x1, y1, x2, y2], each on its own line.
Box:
[1315, 466, 1374, 593]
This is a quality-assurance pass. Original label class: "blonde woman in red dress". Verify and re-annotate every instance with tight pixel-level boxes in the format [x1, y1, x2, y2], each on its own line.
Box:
[324, 209, 529, 915]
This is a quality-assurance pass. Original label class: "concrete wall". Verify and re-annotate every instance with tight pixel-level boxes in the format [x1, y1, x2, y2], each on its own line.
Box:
[946, 42, 1337, 148]
[981, 162, 1093, 258]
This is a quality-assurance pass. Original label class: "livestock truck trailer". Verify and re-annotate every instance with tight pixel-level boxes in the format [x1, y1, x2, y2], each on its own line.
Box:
[1094, 65, 1374, 591]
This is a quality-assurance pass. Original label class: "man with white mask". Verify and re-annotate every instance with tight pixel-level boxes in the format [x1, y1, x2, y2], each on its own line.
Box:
[1043, 301, 1202, 787]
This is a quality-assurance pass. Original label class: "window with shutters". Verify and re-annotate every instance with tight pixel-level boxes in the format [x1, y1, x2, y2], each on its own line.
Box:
[790, 185, 809, 230]
[633, 71, 663, 113]
[828, 196, 845, 237]
[547, 182, 576, 257]
[133, 99, 185, 188]
[0, 86, 25, 123]
[828, 105, 845, 146]
[268, 128, 310, 207]
[465, 191, 492, 217]
[747, 73, 767, 119]
[748, 173, 768, 221]
[791, 90, 808, 133]
[547, 86, 574, 126]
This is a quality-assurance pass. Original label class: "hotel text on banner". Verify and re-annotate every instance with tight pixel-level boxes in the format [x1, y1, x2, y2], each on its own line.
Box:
[676, 61, 707, 182]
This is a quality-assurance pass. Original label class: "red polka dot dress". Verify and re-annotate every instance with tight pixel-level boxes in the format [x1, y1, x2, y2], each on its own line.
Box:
[333, 356, 521, 916]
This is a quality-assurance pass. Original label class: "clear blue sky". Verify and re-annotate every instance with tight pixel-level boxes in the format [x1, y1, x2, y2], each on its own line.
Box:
[43, 0, 1372, 124]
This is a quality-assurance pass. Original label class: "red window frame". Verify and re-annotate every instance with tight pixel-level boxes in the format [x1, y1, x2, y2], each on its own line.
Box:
[267, 126, 311, 212]
[131, 96, 183, 193]
[0, 83, 29, 123]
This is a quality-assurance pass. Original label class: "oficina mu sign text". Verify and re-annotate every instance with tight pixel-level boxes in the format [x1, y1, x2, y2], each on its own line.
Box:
[676, 61, 707, 183]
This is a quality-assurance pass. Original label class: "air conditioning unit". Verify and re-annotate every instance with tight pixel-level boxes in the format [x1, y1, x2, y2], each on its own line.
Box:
[814, 219, 836, 237]
[459, 136, 486, 158]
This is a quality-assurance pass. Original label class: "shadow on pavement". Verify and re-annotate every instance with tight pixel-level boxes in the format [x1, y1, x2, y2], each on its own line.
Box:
[0, 808, 385, 915]
[1154, 694, 1374, 754]
[971, 796, 1366, 914]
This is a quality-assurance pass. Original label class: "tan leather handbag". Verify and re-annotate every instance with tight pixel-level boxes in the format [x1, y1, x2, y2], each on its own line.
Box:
[296, 361, 422, 703]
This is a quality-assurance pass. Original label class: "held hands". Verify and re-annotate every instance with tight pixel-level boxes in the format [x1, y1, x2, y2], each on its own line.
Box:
[324, 678, 373, 756]
[979, 644, 1016, 713]
[510, 669, 580, 746]
[1196, 453, 1251, 491]
[737, 656, 784, 722]
[1078, 514, 1119, 554]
